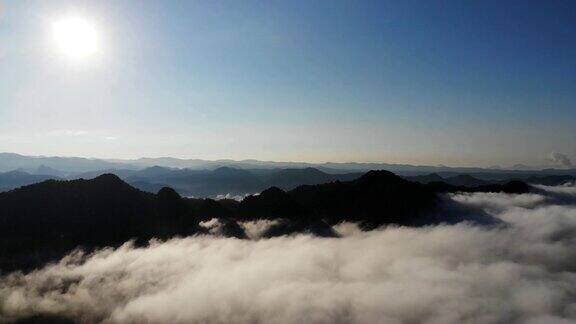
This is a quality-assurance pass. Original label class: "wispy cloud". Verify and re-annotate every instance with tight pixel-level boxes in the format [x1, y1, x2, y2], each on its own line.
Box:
[547, 152, 573, 168]
[46, 129, 90, 137]
[46, 129, 118, 141]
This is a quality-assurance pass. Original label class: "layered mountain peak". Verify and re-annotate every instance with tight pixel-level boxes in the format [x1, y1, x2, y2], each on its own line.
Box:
[355, 170, 403, 184]
[259, 186, 286, 198]
[91, 173, 133, 188]
[157, 186, 181, 198]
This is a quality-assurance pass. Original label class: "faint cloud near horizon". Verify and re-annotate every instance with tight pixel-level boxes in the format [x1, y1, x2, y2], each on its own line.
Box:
[46, 129, 118, 141]
[47, 129, 90, 137]
[547, 152, 573, 168]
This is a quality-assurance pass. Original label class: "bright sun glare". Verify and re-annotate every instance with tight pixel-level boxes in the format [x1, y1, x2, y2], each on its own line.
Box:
[52, 17, 99, 60]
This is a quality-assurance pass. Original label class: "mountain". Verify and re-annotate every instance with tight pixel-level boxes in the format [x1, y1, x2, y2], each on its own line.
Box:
[443, 175, 488, 187]
[34, 165, 66, 177]
[523, 175, 575, 186]
[512, 163, 538, 171]
[405, 173, 488, 187]
[205, 167, 262, 192]
[0, 170, 533, 271]
[266, 167, 361, 190]
[404, 173, 444, 184]
[70, 168, 137, 180]
[0, 152, 551, 199]
[129, 165, 177, 179]
[210, 166, 260, 182]
[3, 152, 576, 179]
[427, 180, 530, 194]
[98, 156, 576, 177]
[0, 170, 59, 192]
[0, 174, 201, 270]
[239, 186, 306, 221]
[126, 166, 362, 197]
[122, 157, 523, 175]
[124, 166, 263, 197]
[239, 170, 439, 229]
[0, 153, 138, 173]
[287, 170, 438, 228]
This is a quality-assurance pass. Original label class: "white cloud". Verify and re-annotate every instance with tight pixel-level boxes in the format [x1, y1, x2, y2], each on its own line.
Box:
[214, 193, 253, 201]
[547, 152, 573, 168]
[240, 219, 280, 239]
[46, 129, 90, 137]
[1, 185, 576, 323]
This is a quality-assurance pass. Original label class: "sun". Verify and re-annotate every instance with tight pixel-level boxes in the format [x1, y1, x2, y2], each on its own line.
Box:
[52, 17, 99, 60]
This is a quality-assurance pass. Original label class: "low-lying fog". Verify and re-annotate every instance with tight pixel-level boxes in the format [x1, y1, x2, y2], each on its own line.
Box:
[1, 184, 576, 323]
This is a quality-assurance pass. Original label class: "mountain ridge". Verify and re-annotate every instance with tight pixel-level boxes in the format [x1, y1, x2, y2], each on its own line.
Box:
[3, 152, 576, 175]
[0, 170, 532, 271]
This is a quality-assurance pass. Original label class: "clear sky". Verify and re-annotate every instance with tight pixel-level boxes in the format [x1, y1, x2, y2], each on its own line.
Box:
[0, 0, 575, 167]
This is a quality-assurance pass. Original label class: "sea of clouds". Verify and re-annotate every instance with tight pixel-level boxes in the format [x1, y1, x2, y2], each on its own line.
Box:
[1, 184, 576, 323]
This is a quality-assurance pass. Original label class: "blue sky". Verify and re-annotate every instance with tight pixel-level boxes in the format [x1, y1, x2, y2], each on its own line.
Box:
[0, 0, 575, 167]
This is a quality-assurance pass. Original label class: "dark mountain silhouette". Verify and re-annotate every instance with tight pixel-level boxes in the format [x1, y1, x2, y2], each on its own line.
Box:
[238, 171, 439, 230]
[126, 180, 169, 194]
[239, 187, 306, 220]
[0, 175, 198, 270]
[404, 173, 444, 184]
[288, 170, 438, 229]
[1, 166, 365, 196]
[260, 218, 338, 238]
[0, 170, 533, 271]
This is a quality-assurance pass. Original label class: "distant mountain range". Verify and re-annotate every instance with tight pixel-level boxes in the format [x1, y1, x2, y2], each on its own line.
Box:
[3, 152, 576, 176]
[0, 170, 531, 271]
[1, 162, 573, 197]
[69, 166, 364, 197]
[405, 173, 574, 187]
[0, 153, 573, 197]
[0, 153, 134, 174]
[0, 171, 59, 192]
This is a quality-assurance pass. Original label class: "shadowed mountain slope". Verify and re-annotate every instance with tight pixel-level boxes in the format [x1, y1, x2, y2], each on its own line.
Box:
[404, 173, 444, 184]
[289, 170, 437, 228]
[0, 175, 199, 271]
[0, 170, 532, 271]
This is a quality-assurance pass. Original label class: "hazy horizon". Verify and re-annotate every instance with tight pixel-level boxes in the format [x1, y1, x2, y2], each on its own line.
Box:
[1, 150, 574, 170]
